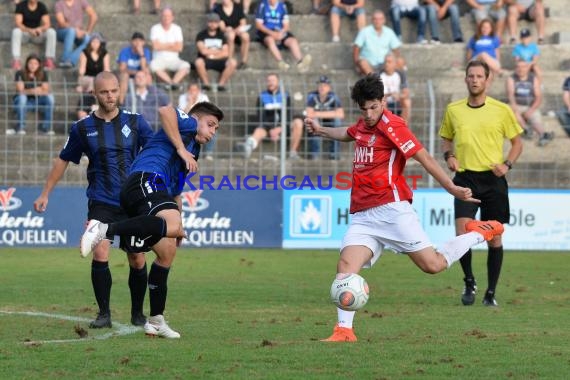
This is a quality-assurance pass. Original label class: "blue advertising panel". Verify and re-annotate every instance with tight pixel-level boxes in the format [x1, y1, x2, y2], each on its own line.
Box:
[0, 186, 87, 248]
[0, 187, 282, 249]
[283, 189, 570, 251]
[283, 189, 350, 249]
[178, 189, 282, 248]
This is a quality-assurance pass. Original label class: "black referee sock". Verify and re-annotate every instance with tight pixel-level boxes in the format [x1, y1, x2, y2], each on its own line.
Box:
[487, 246, 504, 293]
[148, 262, 170, 316]
[106, 215, 166, 240]
[459, 249, 474, 280]
[91, 260, 111, 315]
[129, 263, 147, 316]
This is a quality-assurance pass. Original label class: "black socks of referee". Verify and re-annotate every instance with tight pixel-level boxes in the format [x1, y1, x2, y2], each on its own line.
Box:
[487, 246, 503, 293]
[148, 262, 170, 316]
[105, 215, 166, 240]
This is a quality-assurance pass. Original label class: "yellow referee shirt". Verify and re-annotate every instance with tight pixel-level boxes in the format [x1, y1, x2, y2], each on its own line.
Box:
[439, 96, 523, 172]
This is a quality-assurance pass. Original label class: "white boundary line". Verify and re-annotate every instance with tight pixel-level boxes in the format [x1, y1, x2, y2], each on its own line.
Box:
[0, 310, 141, 344]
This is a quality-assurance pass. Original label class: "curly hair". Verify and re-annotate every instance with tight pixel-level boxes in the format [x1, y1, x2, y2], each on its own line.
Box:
[350, 73, 385, 107]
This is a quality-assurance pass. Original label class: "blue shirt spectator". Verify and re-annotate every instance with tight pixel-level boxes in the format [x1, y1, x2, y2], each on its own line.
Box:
[353, 10, 401, 70]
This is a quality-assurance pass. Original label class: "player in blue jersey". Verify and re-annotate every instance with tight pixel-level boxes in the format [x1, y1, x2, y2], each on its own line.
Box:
[34, 71, 154, 329]
[80, 101, 224, 338]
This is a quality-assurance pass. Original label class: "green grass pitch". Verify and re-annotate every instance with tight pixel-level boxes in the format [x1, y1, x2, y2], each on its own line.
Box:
[1, 248, 569, 379]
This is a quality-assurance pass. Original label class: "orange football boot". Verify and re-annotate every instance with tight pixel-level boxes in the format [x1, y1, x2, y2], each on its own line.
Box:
[465, 220, 504, 241]
[321, 324, 357, 342]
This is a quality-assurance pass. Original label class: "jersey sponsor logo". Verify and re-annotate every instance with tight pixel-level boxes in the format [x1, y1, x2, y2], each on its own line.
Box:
[0, 188, 22, 211]
[122, 124, 131, 138]
[401, 140, 415, 153]
[289, 195, 332, 238]
[87, 131, 98, 137]
[354, 146, 374, 163]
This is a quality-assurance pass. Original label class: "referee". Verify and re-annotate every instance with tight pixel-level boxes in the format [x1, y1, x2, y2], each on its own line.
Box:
[439, 60, 523, 307]
[34, 72, 154, 328]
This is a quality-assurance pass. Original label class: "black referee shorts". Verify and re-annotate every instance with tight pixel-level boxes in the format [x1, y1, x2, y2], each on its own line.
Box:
[87, 200, 151, 254]
[452, 170, 510, 224]
[120, 171, 179, 219]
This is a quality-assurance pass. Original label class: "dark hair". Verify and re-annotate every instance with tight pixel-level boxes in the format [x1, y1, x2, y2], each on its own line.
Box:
[189, 101, 224, 122]
[23, 54, 45, 82]
[466, 60, 490, 79]
[350, 73, 385, 107]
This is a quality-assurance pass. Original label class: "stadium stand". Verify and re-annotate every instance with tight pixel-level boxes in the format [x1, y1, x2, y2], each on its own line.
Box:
[0, 0, 568, 188]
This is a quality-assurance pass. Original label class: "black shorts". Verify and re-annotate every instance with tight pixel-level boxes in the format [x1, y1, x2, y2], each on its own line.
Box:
[256, 31, 295, 49]
[202, 57, 227, 72]
[453, 170, 510, 223]
[87, 200, 151, 254]
[120, 172, 179, 218]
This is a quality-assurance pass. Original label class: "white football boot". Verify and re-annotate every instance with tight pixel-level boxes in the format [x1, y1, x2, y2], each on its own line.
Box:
[80, 220, 107, 258]
[144, 315, 181, 339]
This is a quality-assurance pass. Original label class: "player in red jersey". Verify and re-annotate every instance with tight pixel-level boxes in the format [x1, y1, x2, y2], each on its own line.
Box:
[305, 73, 504, 342]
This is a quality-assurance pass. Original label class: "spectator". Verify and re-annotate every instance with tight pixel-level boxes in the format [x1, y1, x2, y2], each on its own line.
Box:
[54, 0, 98, 68]
[466, 0, 506, 40]
[507, 60, 553, 146]
[330, 0, 367, 43]
[512, 28, 541, 82]
[76, 91, 97, 120]
[11, 0, 56, 71]
[423, 0, 464, 43]
[390, 0, 427, 44]
[211, 0, 252, 14]
[178, 83, 215, 160]
[124, 70, 171, 131]
[149, 7, 191, 90]
[117, 32, 152, 105]
[194, 13, 238, 92]
[467, 19, 503, 79]
[238, 73, 303, 159]
[353, 10, 404, 75]
[132, 0, 161, 15]
[214, 0, 251, 69]
[305, 75, 345, 160]
[76, 33, 110, 95]
[380, 53, 411, 123]
[255, 0, 312, 72]
[558, 76, 570, 130]
[8, 53, 54, 136]
[506, 0, 545, 44]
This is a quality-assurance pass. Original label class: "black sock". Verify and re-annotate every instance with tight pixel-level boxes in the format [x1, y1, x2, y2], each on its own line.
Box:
[91, 260, 111, 314]
[129, 263, 147, 316]
[459, 249, 474, 280]
[487, 246, 504, 293]
[106, 215, 166, 240]
[148, 262, 170, 316]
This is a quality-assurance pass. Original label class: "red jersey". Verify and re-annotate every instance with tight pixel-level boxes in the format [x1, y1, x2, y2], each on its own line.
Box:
[346, 110, 423, 213]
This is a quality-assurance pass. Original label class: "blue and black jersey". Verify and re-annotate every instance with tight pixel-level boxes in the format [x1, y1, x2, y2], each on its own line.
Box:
[59, 110, 154, 206]
[130, 107, 201, 196]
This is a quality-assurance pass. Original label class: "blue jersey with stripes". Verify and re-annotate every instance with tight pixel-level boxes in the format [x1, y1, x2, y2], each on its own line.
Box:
[59, 109, 154, 206]
[256, 1, 289, 31]
[130, 107, 201, 196]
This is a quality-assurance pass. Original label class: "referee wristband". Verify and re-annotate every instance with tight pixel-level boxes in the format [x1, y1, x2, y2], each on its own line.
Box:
[443, 151, 455, 161]
[503, 160, 513, 170]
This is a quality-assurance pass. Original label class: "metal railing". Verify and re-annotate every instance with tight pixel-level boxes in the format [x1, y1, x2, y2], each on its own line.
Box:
[0, 74, 568, 189]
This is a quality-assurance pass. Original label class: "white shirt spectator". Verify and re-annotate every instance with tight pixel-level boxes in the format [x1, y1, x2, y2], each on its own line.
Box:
[150, 22, 184, 61]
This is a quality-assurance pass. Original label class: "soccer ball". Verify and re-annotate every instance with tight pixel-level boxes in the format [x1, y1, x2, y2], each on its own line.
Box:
[330, 273, 370, 311]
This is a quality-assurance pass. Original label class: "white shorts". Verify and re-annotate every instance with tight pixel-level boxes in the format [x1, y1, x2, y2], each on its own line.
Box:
[150, 56, 191, 73]
[341, 201, 433, 268]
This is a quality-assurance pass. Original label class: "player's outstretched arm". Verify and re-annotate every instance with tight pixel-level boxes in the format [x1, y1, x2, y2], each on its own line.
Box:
[159, 106, 198, 172]
[34, 158, 70, 213]
[304, 117, 352, 142]
[412, 148, 480, 203]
